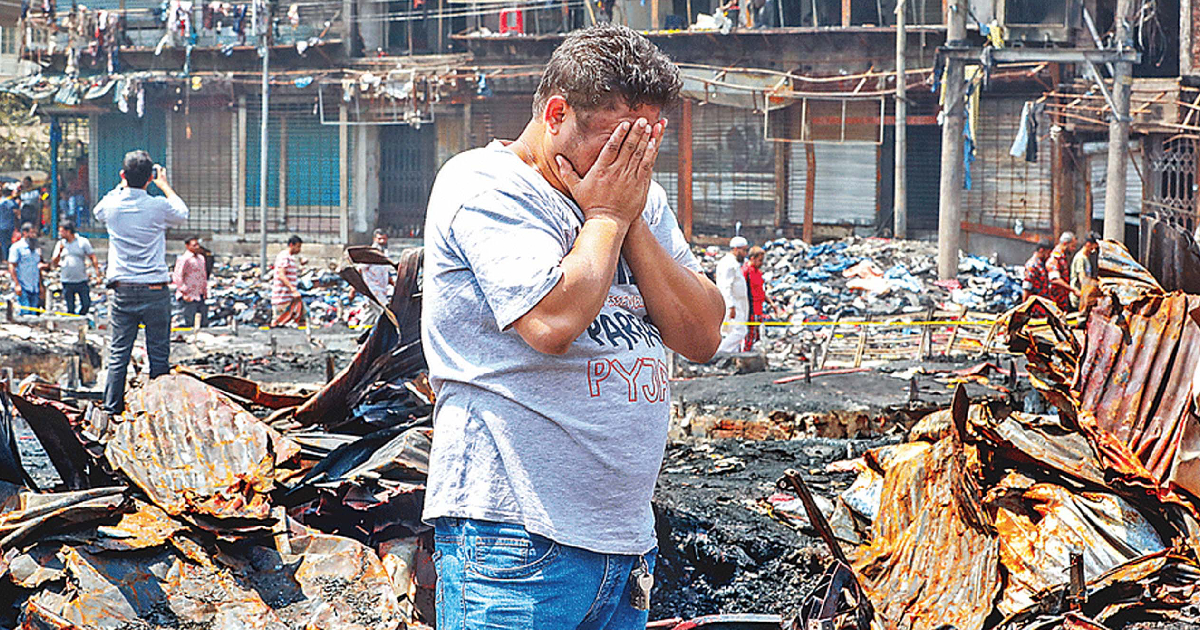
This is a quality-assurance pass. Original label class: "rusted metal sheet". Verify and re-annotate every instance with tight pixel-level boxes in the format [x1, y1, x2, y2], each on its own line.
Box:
[16, 519, 404, 630]
[852, 434, 1001, 630]
[0, 484, 126, 551]
[1072, 294, 1200, 500]
[174, 369, 312, 410]
[105, 374, 300, 531]
[992, 482, 1165, 618]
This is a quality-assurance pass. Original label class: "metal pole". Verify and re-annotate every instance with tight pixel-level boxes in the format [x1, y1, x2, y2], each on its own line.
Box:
[49, 117, 60, 237]
[1104, 0, 1135, 243]
[893, 0, 907, 239]
[258, 2, 270, 278]
[937, 0, 967, 280]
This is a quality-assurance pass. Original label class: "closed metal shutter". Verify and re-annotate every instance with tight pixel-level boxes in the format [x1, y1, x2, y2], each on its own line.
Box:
[652, 106, 680, 211]
[92, 109, 168, 235]
[965, 96, 1053, 232]
[788, 142, 879, 226]
[692, 104, 776, 235]
[245, 102, 350, 237]
[379, 124, 437, 236]
[905, 125, 942, 231]
[169, 106, 236, 236]
[1090, 148, 1144, 221]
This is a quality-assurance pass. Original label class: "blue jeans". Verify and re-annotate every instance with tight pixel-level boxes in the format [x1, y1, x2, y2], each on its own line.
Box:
[16, 285, 39, 312]
[433, 518, 656, 630]
[62, 281, 91, 315]
[104, 285, 171, 414]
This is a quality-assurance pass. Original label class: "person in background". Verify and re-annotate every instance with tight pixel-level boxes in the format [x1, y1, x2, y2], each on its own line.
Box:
[0, 186, 19, 265]
[1022, 239, 1052, 304]
[172, 236, 209, 328]
[741, 245, 779, 351]
[8, 223, 46, 313]
[351, 228, 395, 319]
[271, 235, 306, 327]
[51, 220, 101, 316]
[1071, 231, 1101, 311]
[95, 151, 190, 416]
[1046, 231, 1077, 312]
[18, 177, 41, 231]
[716, 235, 750, 353]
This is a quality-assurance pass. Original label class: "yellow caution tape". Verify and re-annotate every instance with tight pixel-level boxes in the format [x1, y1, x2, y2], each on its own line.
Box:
[12, 303, 93, 320]
[727, 319, 998, 328]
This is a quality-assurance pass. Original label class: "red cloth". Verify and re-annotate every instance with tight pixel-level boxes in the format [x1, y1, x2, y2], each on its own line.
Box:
[743, 262, 766, 317]
[743, 262, 766, 351]
[172, 250, 208, 302]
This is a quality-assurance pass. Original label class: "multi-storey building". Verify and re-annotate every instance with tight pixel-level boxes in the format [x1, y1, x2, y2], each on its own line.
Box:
[2, 0, 1196, 288]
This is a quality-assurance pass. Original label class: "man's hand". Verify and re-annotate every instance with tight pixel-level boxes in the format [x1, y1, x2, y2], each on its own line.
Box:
[13, 284, 20, 295]
[152, 165, 179, 198]
[556, 118, 665, 228]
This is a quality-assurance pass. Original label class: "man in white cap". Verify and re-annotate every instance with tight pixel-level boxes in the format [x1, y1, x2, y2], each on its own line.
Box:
[716, 236, 750, 353]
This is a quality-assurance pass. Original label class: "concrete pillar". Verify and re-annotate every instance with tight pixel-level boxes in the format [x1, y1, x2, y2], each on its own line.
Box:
[354, 125, 380, 235]
[937, 0, 967, 280]
[1104, 0, 1136, 242]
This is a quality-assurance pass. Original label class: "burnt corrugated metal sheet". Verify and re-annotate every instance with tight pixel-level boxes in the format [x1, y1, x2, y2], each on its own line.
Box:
[1073, 293, 1200, 499]
[853, 436, 1001, 630]
[104, 374, 300, 531]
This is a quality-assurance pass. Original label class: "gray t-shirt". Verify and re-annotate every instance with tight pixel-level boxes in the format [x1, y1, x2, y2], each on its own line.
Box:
[421, 141, 700, 555]
[54, 236, 93, 284]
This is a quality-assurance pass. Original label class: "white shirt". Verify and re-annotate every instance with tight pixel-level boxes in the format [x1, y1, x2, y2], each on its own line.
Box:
[94, 187, 189, 284]
[716, 252, 748, 312]
[360, 245, 392, 304]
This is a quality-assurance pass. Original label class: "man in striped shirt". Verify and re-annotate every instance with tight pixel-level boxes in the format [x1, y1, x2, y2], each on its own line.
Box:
[271, 235, 305, 327]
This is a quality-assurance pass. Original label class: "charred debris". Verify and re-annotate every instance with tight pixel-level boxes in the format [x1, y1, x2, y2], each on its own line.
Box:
[0, 242, 1199, 630]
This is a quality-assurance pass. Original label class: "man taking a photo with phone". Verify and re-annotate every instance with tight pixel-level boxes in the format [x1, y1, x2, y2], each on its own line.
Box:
[94, 151, 189, 416]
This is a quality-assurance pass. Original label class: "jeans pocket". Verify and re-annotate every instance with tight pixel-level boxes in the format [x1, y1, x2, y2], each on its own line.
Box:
[467, 534, 559, 580]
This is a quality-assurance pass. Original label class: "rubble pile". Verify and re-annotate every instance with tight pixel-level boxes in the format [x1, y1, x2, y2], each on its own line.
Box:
[9, 253, 389, 329]
[0, 247, 437, 629]
[699, 236, 1024, 320]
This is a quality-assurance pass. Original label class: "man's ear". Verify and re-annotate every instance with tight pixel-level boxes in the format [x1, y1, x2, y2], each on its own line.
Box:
[119, 170, 126, 182]
[543, 95, 568, 134]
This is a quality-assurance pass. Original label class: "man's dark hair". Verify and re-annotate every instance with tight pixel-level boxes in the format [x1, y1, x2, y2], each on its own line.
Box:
[1036, 239, 1052, 251]
[20, 222, 33, 233]
[373, 228, 387, 237]
[22, 177, 31, 184]
[1085, 231, 1101, 245]
[61, 220, 75, 234]
[123, 150, 155, 189]
[287, 235, 303, 246]
[532, 24, 682, 119]
[185, 236, 199, 245]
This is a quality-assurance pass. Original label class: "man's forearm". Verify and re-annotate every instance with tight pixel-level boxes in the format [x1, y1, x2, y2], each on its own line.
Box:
[621, 219, 723, 362]
[512, 217, 628, 354]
